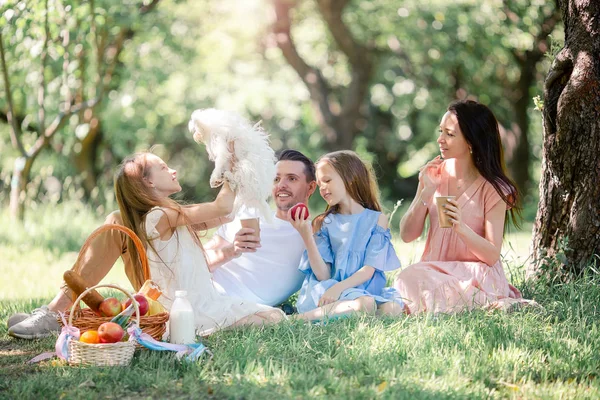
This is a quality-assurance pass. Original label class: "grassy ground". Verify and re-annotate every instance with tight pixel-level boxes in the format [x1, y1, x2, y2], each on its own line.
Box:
[1, 204, 599, 399]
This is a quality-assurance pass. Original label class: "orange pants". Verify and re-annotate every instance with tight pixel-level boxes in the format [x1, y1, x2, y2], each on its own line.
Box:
[60, 211, 135, 298]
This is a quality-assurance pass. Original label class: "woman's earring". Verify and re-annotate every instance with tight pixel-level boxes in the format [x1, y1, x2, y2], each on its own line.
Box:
[469, 147, 473, 154]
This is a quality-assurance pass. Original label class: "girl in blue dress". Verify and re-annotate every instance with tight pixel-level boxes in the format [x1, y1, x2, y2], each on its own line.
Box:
[289, 150, 405, 321]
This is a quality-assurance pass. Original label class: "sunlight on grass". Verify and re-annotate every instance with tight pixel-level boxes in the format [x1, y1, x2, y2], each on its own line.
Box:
[0, 205, 132, 300]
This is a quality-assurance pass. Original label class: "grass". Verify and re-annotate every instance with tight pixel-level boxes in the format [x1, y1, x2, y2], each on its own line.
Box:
[1, 203, 599, 399]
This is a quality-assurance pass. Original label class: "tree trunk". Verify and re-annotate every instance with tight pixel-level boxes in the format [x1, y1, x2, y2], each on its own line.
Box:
[506, 65, 533, 197]
[9, 156, 35, 221]
[72, 117, 103, 200]
[530, 0, 600, 279]
[272, 0, 374, 152]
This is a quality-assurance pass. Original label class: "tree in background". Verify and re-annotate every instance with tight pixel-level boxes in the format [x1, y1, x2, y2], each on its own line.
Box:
[272, 0, 373, 151]
[530, 0, 600, 279]
[269, 1, 560, 200]
[0, 0, 160, 220]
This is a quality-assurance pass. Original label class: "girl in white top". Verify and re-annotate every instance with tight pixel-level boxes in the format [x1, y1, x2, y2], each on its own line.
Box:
[114, 152, 284, 336]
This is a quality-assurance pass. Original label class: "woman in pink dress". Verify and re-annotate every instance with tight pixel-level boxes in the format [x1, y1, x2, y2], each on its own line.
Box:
[393, 100, 533, 314]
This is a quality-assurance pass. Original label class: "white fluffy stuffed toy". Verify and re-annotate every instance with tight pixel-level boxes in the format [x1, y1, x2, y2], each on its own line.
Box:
[188, 108, 276, 222]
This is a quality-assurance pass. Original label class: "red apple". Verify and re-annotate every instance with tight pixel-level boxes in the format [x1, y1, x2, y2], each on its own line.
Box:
[290, 203, 309, 221]
[99, 297, 122, 317]
[98, 322, 125, 343]
[122, 294, 149, 316]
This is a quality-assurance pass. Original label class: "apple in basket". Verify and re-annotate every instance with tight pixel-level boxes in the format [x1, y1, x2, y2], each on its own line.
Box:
[99, 297, 122, 317]
[98, 322, 125, 343]
[290, 203, 309, 221]
[122, 294, 149, 316]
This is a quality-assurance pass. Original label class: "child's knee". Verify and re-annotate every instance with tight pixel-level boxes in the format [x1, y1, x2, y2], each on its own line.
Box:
[355, 296, 376, 313]
[260, 310, 285, 323]
[378, 301, 406, 316]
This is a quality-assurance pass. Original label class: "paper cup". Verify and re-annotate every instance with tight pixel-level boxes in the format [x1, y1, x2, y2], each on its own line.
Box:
[240, 218, 260, 241]
[435, 196, 456, 228]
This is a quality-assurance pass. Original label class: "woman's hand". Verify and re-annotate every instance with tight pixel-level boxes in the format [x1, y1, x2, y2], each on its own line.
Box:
[287, 205, 312, 239]
[418, 156, 443, 201]
[443, 198, 466, 234]
[318, 284, 343, 307]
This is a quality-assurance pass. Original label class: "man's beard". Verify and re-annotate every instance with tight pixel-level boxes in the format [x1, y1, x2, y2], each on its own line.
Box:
[275, 197, 301, 212]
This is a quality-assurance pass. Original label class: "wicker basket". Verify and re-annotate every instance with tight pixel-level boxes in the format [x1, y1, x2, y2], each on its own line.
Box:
[60, 224, 168, 341]
[67, 284, 139, 366]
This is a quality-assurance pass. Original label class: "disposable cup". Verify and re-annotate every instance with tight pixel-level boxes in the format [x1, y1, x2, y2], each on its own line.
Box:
[435, 196, 456, 228]
[240, 218, 260, 241]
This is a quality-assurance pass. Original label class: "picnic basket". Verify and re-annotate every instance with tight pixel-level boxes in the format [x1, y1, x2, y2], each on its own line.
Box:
[60, 224, 168, 341]
[66, 283, 140, 366]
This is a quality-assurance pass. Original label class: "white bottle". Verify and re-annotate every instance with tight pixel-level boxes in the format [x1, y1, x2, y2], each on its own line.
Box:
[169, 290, 196, 344]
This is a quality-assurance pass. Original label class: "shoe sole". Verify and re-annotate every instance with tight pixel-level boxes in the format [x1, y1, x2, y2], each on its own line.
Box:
[8, 330, 58, 340]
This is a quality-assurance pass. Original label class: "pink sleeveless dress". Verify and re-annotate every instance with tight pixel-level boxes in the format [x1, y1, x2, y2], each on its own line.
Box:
[393, 160, 531, 314]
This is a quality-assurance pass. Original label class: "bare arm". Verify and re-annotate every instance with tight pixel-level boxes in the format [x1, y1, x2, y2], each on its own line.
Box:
[337, 266, 375, 291]
[445, 198, 506, 265]
[288, 207, 331, 281]
[204, 227, 262, 272]
[154, 183, 235, 238]
[399, 181, 430, 243]
[400, 157, 442, 243]
[191, 215, 233, 232]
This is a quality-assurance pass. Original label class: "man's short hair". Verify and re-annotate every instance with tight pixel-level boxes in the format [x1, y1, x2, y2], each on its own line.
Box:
[277, 149, 316, 182]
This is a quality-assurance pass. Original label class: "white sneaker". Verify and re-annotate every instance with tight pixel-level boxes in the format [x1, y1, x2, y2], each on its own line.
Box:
[8, 306, 61, 339]
[7, 312, 30, 329]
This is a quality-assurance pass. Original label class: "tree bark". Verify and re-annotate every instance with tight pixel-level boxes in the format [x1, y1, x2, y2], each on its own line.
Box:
[530, 0, 600, 279]
[72, 118, 104, 199]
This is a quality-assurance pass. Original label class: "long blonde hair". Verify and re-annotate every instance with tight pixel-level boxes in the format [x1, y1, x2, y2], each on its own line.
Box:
[114, 152, 203, 290]
[312, 150, 382, 232]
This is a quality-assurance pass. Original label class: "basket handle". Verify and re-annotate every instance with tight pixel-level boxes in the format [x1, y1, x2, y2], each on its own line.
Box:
[68, 283, 141, 327]
[71, 223, 151, 283]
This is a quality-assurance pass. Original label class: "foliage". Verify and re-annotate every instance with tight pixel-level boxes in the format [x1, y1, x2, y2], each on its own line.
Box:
[1, 0, 561, 215]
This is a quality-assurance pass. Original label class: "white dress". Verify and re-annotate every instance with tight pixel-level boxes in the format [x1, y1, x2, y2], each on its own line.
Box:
[144, 207, 284, 335]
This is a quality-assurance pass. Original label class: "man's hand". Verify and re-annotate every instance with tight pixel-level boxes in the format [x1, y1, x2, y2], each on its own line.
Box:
[233, 227, 261, 253]
[318, 284, 343, 307]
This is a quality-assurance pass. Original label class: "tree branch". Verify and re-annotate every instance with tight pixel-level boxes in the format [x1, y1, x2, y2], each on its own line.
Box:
[139, 0, 161, 14]
[315, 0, 373, 123]
[37, 0, 50, 136]
[0, 110, 37, 134]
[316, 0, 369, 65]
[28, 98, 102, 159]
[58, 0, 73, 108]
[272, 0, 335, 126]
[0, 32, 26, 156]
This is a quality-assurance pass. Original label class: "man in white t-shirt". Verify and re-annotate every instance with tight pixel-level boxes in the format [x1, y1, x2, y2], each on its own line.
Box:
[204, 149, 317, 308]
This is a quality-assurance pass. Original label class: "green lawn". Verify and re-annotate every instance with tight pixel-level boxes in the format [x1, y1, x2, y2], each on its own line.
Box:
[1, 205, 599, 399]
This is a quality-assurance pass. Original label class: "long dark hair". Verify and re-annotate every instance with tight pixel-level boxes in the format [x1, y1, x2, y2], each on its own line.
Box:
[448, 100, 522, 229]
[312, 150, 382, 231]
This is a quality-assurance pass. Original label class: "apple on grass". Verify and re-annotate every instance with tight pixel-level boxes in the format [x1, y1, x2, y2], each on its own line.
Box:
[98, 322, 125, 343]
[98, 297, 122, 317]
[122, 294, 149, 316]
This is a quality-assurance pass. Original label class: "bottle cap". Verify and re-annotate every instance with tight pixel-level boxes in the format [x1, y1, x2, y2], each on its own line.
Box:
[175, 290, 187, 297]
